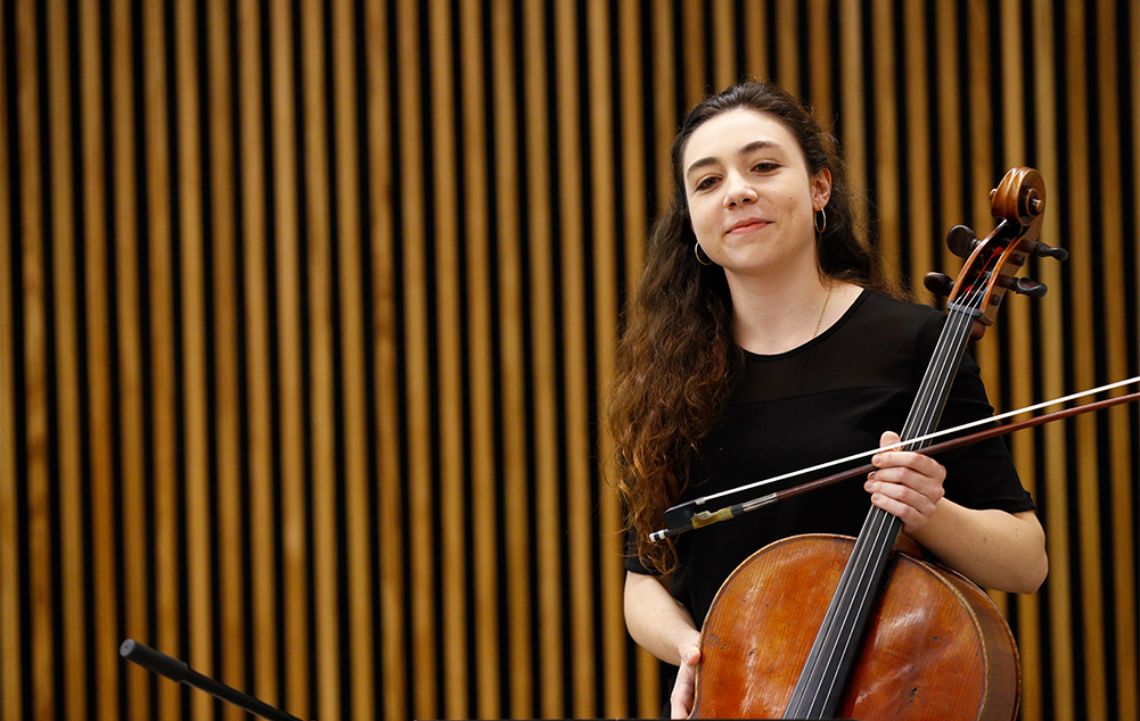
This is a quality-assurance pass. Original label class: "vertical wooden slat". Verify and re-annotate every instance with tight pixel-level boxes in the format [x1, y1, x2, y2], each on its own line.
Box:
[267, 0, 309, 715]
[900, 0, 932, 298]
[553, 0, 595, 713]
[0, 5, 24, 718]
[329, 2, 375, 721]
[172, 3, 215, 718]
[585, 0, 626, 715]
[1135, 1, 1140, 394]
[775, 0, 797, 95]
[681, 0, 704, 108]
[1060, 5, 1109, 720]
[996, 3, 1043, 719]
[743, 1, 767, 83]
[43, 3, 89, 719]
[711, 0, 733, 90]
[366, 0, 407, 718]
[869, 0, 900, 283]
[14, 2, 56, 717]
[394, 0, 436, 715]
[1094, 4, 1138, 720]
[489, 0, 533, 714]
[522, 0, 564, 713]
[838, 0, 868, 248]
[618, 0, 647, 313]
[203, 2, 244, 718]
[297, 2, 341, 719]
[456, 1, 501, 716]
[139, 0, 181, 717]
[425, 1, 468, 716]
[1030, 1, 1075, 718]
[104, 0, 150, 711]
[966, 0, 995, 239]
[807, 0, 830, 126]
[368, 8, 409, 721]
[236, 0, 279, 708]
[933, 0, 964, 277]
[652, 0, 677, 215]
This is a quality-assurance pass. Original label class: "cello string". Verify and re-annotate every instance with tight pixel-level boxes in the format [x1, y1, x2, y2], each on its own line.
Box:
[797, 271, 992, 716]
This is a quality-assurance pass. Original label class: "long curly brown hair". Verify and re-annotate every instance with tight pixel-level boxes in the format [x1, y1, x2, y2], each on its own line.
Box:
[611, 81, 884, 574]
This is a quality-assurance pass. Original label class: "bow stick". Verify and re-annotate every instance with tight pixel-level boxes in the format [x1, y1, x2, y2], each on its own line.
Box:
[650, 376, 1140, 541]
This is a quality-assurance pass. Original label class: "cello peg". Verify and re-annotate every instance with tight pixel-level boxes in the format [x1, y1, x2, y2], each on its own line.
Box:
[1005, 277, 1048, 298]
[1032, 241, 1069, 261]
[946, 225, 978, 258]
[924, 272, 954, 297]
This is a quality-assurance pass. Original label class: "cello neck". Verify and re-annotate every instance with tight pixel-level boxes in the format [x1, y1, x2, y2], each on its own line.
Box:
[783, 305, 977, 719]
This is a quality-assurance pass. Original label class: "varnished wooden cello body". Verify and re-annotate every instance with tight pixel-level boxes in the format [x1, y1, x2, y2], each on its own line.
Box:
[690, 168, 1053, 720]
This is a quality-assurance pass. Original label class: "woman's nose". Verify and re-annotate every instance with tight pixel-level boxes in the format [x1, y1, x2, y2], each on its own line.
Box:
[723, 171, 757, 207]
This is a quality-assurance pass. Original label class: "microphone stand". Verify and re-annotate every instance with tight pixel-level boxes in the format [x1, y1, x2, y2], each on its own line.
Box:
[120, 639, 308, 721]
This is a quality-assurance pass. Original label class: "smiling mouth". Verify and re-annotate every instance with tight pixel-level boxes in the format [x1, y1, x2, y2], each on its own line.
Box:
[727, 220, 770, 234]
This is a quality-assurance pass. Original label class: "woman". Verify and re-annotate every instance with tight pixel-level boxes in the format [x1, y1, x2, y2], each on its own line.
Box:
[610, 81, 1047, 718]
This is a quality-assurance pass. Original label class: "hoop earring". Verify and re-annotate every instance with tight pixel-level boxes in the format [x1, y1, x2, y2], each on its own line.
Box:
[814, 207, 828, 234]
[694, 242, 714, 266]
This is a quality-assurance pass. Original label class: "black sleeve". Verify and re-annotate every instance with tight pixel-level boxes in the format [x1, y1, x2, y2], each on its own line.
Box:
[623, 526, 660, 575]
[914, 312, 1036, 513]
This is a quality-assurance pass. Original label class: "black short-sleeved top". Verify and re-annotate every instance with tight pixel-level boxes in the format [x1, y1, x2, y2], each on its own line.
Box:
[624, 289, 1035, 628]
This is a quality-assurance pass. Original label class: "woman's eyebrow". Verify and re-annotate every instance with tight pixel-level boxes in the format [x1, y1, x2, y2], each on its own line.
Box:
[685, 140, 780, 181]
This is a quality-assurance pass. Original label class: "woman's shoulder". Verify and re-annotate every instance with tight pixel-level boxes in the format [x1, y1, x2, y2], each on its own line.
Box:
[857, 289, 942, 322]
[837, 289, 944, 345]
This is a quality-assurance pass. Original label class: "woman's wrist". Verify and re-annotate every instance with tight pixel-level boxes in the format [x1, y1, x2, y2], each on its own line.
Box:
[676, 627, 702, 663]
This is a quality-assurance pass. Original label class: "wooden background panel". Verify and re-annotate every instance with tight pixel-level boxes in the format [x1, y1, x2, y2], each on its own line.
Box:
[0, 2, 1138, 721]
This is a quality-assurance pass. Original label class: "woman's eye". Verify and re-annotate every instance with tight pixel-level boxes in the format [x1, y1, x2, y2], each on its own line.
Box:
[753, 161, 779, 172]
[695, 176, 718, 191]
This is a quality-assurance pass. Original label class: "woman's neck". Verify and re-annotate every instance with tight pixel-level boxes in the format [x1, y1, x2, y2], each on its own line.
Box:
[726, 266, 857, 355]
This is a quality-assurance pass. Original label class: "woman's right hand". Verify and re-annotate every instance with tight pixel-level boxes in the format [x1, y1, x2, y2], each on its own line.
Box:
[669, 639, 701, 719]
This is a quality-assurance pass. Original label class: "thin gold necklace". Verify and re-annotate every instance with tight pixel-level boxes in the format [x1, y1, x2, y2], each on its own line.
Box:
[811, 282, 834, 339]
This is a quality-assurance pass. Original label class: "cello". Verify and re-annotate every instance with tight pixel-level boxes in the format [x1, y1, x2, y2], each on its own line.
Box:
[688, 167, 1053, 720]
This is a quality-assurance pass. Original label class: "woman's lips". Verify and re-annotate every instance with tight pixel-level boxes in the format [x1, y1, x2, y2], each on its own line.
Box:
[726, 219, 770, 234]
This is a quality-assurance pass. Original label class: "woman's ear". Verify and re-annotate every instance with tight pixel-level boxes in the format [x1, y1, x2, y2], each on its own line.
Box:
[811, 168, 833, 211]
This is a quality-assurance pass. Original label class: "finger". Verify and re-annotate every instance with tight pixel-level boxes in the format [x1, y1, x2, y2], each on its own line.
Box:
[871, 450, 946, 479]
[866, 474, 941, 512]
[869, 490, 922, 526]
[878, 430, 902, 450]
[670, 697, 687, 719]
[867, 467, 945, 502]
[670, 667, 695, 718]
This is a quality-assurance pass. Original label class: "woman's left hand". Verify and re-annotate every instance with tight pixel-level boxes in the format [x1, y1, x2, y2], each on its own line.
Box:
[865, 430, 947, 533]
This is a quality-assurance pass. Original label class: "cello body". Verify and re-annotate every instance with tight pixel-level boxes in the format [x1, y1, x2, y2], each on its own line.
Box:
[691, 534, 1020, 721]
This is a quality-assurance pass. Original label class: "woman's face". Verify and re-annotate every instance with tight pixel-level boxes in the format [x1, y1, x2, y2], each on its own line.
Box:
[681, 108, 830, 280]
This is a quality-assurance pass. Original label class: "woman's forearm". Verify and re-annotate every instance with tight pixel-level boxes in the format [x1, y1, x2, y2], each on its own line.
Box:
[624, 571, 701, 665]
[910, 504, 1047, 593]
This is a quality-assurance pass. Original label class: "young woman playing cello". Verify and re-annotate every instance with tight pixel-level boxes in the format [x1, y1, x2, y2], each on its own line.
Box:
[610, 81, 1048, 718]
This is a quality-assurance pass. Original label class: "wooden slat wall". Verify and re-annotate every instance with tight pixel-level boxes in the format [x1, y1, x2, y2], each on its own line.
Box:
[1, 2, 1138, 721]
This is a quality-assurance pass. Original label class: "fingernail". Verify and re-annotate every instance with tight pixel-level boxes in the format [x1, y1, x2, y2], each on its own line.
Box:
[871, 454, 881, 465]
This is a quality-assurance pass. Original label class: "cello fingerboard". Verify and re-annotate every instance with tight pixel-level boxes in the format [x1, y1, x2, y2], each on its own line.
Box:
[782, 302, 977, 719]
